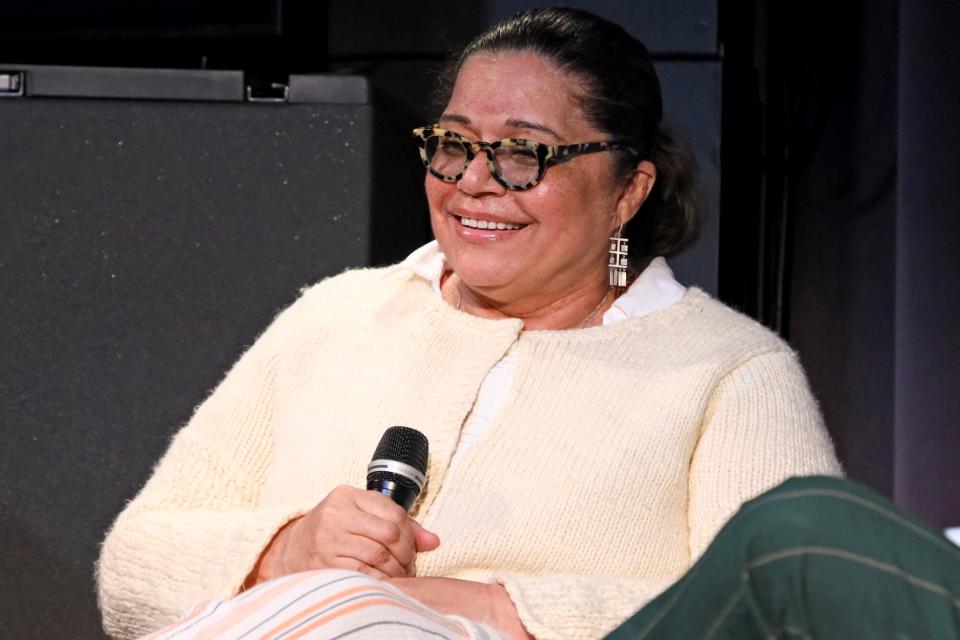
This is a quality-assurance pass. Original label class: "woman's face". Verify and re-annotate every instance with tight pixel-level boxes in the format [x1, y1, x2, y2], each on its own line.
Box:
[427, 51, 641, 306]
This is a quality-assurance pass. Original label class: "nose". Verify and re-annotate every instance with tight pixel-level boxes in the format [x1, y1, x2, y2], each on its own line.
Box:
[457, 149, 504, 196]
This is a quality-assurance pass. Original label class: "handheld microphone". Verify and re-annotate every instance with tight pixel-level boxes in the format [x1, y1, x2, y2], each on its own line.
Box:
[366, 426, 429, 512]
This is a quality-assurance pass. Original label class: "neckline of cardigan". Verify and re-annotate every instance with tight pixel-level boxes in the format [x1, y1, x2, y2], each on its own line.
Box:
[419, 276, 707, 342]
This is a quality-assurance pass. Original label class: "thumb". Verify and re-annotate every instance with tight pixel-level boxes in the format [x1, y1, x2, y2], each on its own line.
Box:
[411, 521, 441, 552]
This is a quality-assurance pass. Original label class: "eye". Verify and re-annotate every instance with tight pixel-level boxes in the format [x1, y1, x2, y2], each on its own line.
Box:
[494, 146, 538, 166]
[438, 139, 466, 154]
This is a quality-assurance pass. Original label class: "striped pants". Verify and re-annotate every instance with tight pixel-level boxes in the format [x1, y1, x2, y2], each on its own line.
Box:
[140, 570, 506, 640]
[143, 476, 960, 640]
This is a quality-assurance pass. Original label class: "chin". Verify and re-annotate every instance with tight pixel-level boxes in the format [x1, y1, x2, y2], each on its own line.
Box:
[448, 257, 517, 290]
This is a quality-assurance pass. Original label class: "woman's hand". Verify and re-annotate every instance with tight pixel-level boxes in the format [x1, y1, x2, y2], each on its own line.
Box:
[248, 485, 440, 585]
[386, 577, 534, 640]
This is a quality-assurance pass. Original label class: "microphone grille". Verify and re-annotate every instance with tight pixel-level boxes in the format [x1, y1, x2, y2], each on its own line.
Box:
[372, 426, 429, 473]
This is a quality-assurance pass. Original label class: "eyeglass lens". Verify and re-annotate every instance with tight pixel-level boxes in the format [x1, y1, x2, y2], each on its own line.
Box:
[426, 136, 540, 186]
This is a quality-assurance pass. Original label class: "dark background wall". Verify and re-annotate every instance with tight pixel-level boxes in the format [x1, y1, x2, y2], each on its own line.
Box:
[892, 0, 960, 531]
[784, 0, 899, 501]
[775, 0, 960, 526]
[1, 1, 958, 638]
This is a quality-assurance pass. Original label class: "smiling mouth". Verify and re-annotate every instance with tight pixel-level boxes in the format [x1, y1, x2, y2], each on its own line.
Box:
[457, 215, 527, 231]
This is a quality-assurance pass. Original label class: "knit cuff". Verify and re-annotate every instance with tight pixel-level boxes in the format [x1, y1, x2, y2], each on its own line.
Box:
[99, 505, 308, 639]
[494, 573, 673, 640]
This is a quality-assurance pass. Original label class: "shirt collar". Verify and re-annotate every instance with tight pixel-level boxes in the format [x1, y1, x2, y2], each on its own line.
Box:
[401, 240, 447, 294]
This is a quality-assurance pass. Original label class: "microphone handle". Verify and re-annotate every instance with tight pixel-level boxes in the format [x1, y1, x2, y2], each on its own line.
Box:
[367, 476, 420, 512]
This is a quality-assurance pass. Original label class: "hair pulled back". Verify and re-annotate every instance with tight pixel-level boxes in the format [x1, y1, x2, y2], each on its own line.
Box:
[434, 7, 701, 259]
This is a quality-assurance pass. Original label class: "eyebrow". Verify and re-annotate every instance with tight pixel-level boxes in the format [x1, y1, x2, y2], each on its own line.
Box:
[438, 113, 471, 126]
[438, 113, 565, 142]
[505, 118, 564, 142]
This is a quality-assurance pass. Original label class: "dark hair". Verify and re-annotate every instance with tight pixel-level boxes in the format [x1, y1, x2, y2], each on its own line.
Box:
[433, 7, 701, 259]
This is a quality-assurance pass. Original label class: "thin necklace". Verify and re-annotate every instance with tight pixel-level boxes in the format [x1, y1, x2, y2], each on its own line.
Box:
[455, 287, 612, 328]
[579, 288, 610, 328]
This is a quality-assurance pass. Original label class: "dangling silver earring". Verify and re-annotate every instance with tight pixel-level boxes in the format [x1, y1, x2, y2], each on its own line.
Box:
[609, 224, 629, 288]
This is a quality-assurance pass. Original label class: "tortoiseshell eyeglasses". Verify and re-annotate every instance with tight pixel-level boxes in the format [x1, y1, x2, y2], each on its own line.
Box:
[413, 126, 638, 191]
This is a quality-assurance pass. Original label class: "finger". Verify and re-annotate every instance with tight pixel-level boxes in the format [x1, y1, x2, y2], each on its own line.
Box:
[345, 512, 416, 573]
[354, 490, 410, 526]
[411, 522, 441, 552]
[350, 501, 418, 569]
[331, 556, 390, 581]
[338, 533, 410, 578]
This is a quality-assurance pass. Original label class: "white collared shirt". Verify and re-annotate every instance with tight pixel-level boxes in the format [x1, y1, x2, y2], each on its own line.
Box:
[401, 241, 687, 460]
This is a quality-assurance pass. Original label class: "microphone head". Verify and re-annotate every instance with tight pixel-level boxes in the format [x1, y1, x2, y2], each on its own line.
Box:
[367, 426, 429, 511]
[371, 426, 429, 474]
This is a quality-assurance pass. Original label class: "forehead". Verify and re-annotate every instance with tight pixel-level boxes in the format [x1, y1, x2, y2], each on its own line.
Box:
[445, 51, 597, 139]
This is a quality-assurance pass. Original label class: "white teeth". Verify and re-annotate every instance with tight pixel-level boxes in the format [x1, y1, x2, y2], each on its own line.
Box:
[460, 216, 523, 230]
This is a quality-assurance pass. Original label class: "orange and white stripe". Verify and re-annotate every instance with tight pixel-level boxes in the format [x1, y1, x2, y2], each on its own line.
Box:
[139, 570, 503, 640]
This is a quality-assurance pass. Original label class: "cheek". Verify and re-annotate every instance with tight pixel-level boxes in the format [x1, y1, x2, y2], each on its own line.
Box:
[523, 177, 620, 255]
[544, 165, 620, 226]
[526, 179, 597, 229]
[425, 177, 451, 215]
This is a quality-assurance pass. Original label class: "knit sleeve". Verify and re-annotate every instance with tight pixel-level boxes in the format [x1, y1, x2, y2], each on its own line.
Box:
[96, 298, 312, 640]
[686, 348, 843, 558]
[495, 574, 674, 640]
[494, 350, 841, 640]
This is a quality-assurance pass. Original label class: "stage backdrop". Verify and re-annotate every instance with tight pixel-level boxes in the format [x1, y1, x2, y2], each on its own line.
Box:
[0, 70, 377, 638]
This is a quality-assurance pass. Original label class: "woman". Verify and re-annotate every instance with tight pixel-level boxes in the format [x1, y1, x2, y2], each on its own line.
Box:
[97, 8, 841, 640]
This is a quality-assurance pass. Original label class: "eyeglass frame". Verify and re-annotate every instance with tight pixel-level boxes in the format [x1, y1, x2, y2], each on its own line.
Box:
[412, 125, 639, 191]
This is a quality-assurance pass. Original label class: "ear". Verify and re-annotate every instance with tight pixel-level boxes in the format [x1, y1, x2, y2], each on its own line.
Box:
[612, 160, 656, 230]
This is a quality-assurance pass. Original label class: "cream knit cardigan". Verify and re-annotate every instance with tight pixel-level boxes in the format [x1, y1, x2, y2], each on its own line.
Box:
[97, 264, 841, 640]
